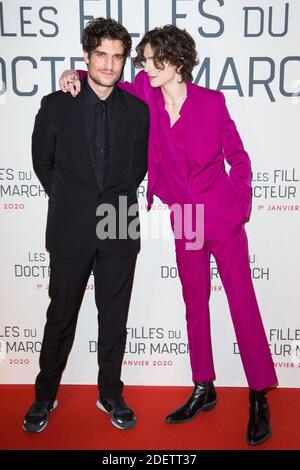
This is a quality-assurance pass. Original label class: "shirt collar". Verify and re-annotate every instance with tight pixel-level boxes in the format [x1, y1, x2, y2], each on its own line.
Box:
[82, 79, 116, 107]
[154, 80, 192, 118]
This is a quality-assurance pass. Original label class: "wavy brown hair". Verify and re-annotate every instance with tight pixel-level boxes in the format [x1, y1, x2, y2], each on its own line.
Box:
[134, 25, 199, 82]
[82, 17, 132, 58]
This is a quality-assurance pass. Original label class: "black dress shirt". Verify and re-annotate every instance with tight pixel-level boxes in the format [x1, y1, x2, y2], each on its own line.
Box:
[83, 80, 116, 191]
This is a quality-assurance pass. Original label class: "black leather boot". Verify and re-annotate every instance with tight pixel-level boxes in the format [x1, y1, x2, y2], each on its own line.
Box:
[165, 381, 217, 424]
[247, 389, 271, 445]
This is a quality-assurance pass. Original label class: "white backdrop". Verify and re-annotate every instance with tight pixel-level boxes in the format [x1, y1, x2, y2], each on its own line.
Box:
[0, 0, 299, 388]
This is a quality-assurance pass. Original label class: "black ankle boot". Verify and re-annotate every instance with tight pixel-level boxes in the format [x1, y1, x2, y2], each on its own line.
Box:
[165, 381, 217, 424]
[247, 389, 271, 445]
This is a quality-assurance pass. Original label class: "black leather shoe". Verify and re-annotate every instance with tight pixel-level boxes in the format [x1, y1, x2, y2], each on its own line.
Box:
[96, 396, 136, 430]
[247, 389, 271, 445]
[23, 398, 58, 432]
[165, 381, 217, 424]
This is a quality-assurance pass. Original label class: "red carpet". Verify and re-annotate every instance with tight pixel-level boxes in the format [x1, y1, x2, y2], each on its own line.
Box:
[0, 385, 299, 450]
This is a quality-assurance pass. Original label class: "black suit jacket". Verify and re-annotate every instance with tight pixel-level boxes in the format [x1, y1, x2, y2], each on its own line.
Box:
[32, 85, 149, 258]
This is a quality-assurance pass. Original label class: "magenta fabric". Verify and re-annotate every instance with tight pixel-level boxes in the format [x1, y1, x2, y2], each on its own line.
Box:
[176, 227, 277, 390]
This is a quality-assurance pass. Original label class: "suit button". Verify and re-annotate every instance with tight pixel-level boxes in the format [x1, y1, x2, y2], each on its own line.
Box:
[98, 192, 103, 199]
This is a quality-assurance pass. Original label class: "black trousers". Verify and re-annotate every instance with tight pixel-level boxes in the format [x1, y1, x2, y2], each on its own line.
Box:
[35, 243, 137, 401]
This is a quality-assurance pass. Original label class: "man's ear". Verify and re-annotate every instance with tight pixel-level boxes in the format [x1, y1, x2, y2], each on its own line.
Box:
[83, 51, 89, 66]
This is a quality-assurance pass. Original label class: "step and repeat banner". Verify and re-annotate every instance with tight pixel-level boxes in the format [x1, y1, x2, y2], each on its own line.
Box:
[0, 0, 299, 387]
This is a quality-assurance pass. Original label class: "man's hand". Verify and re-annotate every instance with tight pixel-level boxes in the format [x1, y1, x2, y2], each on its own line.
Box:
[59, 70, 81, 97]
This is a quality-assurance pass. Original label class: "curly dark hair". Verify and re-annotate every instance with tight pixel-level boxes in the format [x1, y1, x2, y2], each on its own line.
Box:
[82, 17, 132, 58]
[134, 25, 199, 82]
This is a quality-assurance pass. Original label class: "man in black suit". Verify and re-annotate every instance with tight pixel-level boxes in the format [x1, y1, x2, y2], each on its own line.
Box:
[23, 17, 149, 432]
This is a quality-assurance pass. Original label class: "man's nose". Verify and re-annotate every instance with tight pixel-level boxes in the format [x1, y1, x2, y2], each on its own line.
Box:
[104, 55, 114, 70]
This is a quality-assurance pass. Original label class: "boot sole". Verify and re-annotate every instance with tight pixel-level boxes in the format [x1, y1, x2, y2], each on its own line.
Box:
[23, 399, 58, 433]
[247, 427, 272, 446]
[165, 398, 217, 424]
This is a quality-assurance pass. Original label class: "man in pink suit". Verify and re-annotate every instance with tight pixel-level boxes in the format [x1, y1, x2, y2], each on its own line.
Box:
[60, 22, 277, 445]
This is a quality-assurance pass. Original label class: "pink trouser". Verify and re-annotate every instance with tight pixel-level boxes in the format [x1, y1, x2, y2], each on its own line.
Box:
[175, 225, 278, 391]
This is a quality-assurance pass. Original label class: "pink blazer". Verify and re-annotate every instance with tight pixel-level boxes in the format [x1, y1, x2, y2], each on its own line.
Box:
[78, 70, 252, 232]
